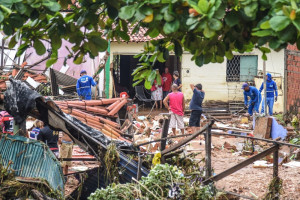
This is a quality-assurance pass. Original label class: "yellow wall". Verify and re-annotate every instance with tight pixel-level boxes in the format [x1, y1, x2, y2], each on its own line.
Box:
[110, 42, 286, 112]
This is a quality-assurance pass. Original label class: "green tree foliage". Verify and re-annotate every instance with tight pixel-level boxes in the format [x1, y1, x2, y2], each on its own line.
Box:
[1, 0, 300, 67]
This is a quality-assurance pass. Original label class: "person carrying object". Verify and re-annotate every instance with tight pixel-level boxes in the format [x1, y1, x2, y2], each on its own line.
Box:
[163, 84, 185, 135]
[189, 83, 205, 133]
[259, 73, 278, 116]
[76, 70, 96, 100]
[242, 83, 261, 116]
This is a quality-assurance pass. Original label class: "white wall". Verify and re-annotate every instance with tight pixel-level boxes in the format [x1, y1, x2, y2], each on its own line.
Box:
[181, 48, 285, 112]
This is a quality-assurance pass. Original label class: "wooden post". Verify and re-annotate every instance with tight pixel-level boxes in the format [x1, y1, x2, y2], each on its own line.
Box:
[137, 153, 142, 181]
[160, 117, 170, 151]
[205, 123, 212, 179]
[273, 144, 279, 200]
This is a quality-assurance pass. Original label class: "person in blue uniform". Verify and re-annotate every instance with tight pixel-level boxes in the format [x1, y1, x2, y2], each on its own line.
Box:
[259, 73, 278, 116]
[242, 83, 261, 116]
[76, 70, 96, 100]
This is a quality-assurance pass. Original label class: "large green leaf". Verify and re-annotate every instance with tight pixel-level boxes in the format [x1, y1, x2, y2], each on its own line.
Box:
[132, 65, 148, 75]
[16, 43, 29, 57]
[198, 0, 209, 14]
[260, 20, 270, 29]
[90, 36, 108, 52]
[203, 26, 215, 38]
[195, 54, 205, 67]
[156, 74, 162, 85]
[42, 1, 61, 12]
[144, 80, 152, 90]
[163, 20, 180, 34]
[14, 2, 27, 14]
[208, 18, 222, 31]
[252, 30, 273, 37]
[119, 5, 136, 20]
[164, 11, 175, 22]
[3, 23, 13, 35]
[269, 16, 290, 31]
[46, 57, 58, 67]
[174, 40, 183, 56]
[0, 11, 4, 23]
[225, 11, 239, 27]
[107, 5, 118, 19]
[8, 35, 17, 49]
[132, 79, 143, 87]
[148, 70, 157, 82]
[34, 39, 46, 55]
[51, 35, 62, 50]
[74, 53, 84, 64]
[140, 69, 152, 79]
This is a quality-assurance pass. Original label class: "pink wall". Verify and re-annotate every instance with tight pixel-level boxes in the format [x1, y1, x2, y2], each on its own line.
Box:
[25, 40, 101, 78]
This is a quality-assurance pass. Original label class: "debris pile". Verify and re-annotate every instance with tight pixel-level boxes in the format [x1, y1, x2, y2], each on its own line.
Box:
[54, 98, 130, 142]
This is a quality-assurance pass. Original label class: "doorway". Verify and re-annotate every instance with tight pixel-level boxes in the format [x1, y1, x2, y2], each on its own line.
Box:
[112, 54, 181, 99]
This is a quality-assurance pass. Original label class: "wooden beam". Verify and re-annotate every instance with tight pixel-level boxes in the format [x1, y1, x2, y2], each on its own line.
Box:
[203, 145, 278, 184]
[160, 118, 170, 151]
[161, 120, 214, 156]
[205, 123, 212, 178]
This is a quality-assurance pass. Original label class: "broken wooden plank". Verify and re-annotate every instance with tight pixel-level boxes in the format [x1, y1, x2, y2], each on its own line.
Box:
[203, 145, 279, 184]
[161, 120, 214, 156]
[254, 117, 273, 139]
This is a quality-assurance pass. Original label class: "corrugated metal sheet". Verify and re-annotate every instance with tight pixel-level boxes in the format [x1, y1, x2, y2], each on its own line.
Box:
[52, 69, 77, 86]
[0, 135, 64, 197]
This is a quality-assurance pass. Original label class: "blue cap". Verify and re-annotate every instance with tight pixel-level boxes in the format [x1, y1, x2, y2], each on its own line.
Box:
[80, 70, 87, 74]
[241, 83, 249, 89]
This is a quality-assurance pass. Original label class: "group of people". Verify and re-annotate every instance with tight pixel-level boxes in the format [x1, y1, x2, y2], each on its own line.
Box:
[242, 73, 278, 116]
[151, 68, 182, 109]
[163, 82, 205, 136]
[28, 120, 73, 175]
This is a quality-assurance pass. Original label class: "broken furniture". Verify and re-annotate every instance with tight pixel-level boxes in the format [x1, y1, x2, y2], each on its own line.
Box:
[134, 85, 154, 110]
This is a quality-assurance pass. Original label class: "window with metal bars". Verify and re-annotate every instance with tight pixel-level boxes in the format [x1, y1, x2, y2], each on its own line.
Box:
[226, 55, 258, 82]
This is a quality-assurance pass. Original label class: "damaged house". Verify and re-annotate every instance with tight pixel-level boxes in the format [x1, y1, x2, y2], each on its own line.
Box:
[103, 32, 300, 117]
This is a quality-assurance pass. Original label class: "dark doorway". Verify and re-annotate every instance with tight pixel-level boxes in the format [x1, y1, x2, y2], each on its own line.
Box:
[112, 55, 181, 99]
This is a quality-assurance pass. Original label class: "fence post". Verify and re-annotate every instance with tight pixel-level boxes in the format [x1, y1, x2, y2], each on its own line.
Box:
[205, 123, 212, 179]
[160, 117, 170, 151]
[160, 115, 170, 164]
[137, 153, 142, 181]
[273, 143, 279, 200]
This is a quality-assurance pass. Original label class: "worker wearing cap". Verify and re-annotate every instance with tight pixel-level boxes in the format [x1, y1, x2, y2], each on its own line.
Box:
[242, 83, 261, 116]
[259, 73, 278, 116]
[76, 70, 96, 100]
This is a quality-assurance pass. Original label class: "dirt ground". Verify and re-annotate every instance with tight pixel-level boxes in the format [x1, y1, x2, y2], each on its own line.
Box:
[187, 136, 300, 199]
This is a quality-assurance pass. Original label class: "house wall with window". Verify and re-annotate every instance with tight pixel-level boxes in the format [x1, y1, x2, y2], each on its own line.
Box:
[181, 48, 285, 112]
[108, 42, 286, 112]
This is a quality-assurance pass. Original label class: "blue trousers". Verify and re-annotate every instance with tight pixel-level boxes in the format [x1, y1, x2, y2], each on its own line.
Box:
[261, 97, 274, 116]
[248, 98, 261, 116]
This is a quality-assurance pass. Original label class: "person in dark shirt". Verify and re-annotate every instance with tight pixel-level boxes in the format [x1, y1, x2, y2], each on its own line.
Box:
[37, 125, 59, 157]
[189, 83, 205, 133]
[173, 71, 182, 91]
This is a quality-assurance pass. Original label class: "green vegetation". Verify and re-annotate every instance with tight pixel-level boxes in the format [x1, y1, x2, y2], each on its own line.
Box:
[0, 0, 300, 68]
[88, 163, 217, 200]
